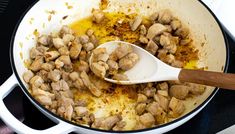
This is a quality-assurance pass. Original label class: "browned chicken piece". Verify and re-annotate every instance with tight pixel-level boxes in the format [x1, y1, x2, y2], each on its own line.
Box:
[92, 9, 105, 24]
[169, 97, 185, 118]
[140, 25, 147, 35]
[29, 75, 44, 87]
[69, 72, 79, 81]
[145, 40, 159, 55]
[75, 60, 89, 73]
[171, 19, 181, 31]
[180, 38, 192, 46]
[48, 69, 61, 82]
[157, 90, 168, 97]
[157, 82, 168, 91]
[58, 46, 69, 55]
[36, 45, 49, 53]
[64, 104, 73, 121]
[30, 57, 44, 72]
[70, 41, 82, 59]
[146, 102, 166, 124]
[38, 35, 49, 46]
[159, 34, 177, 54]
[80, 71, 102, 97]
[35, 95, 52, 106]
[54, 59, 64, 69]
[119, 52, 139, 71]
[74, 106, 88, 117]
[44, 51, 60, 62]
[147, 23, 167, 39]
[23, 70, 34, 83]
[154, 107, 166, 124]
[97, 53, 109, 62]
[62, 34, 75, 45]
[111, 43, 133, 60]
[73, 78, 85, 89]
[130, 16, 142, 31]
[143, 87, 156, 97]
[135, 103, 146, 115]
[30, 47, 42, 59]
[171, 60, 184, 68]
[37, 70, 49, 82]
[89, 75, 111, 90]
[112, 74, 128, 81]
[58, 55, 71, 65]
[51, 80, 69, 91]
[60, 25, 74, 35]
[112, 121, 126, 131]
[165, 25, 173, 33]
[41, 62, 55, 71]
[186, 83, 205, 95]
[90, 62, 107, 78]
[90, 35, 99, 46]
[169, 85, 189, 100]
[158, 9, 173, 24]
[154, 94, 169, 111]
[146, 102, 160, 116]
[83, 42, 94, 52]
[139, 113, 155, 127]
[79, 35, 89, 44]
[149, 12, 159, 22]
[52, 37, 65, 49]
[40, 83, 51, 91]
[175, 27, 189, 38]
[139, 35, 148, 44]
[100, 115, 122, 130]
[165, 54, 175, 64]
[137, 93, 148, 103]
[32, 88, 55, 99]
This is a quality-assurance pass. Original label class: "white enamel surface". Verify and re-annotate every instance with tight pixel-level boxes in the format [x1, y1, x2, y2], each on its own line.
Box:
[7, 0, 227, 133]
[94, 41, 181, 85]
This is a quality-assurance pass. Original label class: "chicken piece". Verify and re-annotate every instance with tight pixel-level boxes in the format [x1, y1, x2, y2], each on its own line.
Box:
[75, 60, 89, 73]
[140, 25, 147, 35]
[171, 19, 181, 31]
[139, 113, 155, 127]
[171, 60, 184, 68]
[23, 70, 34, 83]
[159, 34, 177, 54]
[90, 62, 107, 78]
[180, 38, 192, 46]
[146, 102, 160, 116]
[44, 51, 60, 62]
[164, 54, 175, 64]
[89, 75, 111, 90]
[154, 94, 169, 111]
[64, 104, 73, 121]
[157, 90, 168, 97]
[143, 87, 156, 97]
[30, 57, 44, 72]
[130, 16, 142, 31]
[101, 115, 122, 130]
[79, 35, 89, 44]
[41, 62, 55, 71]
[38, 35, 49, 46]
[73, 78, 85, 89]
[74, 106, 88, 117]
[92, 9, 105, 24]
[175, 27, 189, 38]
[137, 94, 147, 103]
[119, 53, 139, 71]
[58, 55, 71, 65]
[157, 82, 168, 91]
[149, 12, 159, 22]
[145, 40, 159, 55]
[29, 75, 44, 87]
[107, 60, 118, 72]
[146, 23, 167, 39]
[35, 95, 52, 106]
[40, 83, 51, 91]
[60, 25, 74, 35]
[58, 46, 69, 55]
[139, 35, 148, 44]
[90, 35, 99, 46]
[36, 70, 49, 82]
[112, 121, 126, 131]
[32, 88, 55, 99]
[154, 106, 166, 124]
[158, 9, 173, 24]
[83, 42, 94, 52]
[112, 74, 128, 81]
[186, 83, 205, 95]
[80, 71, 102, 97]
[62, 34, 75, 45]
[69, 41, 82, 59]
[36, 46, 49, 54]
[169, 97, 185, 118]
[135, 103, 146, 115]
[111, 43, 133, 60]
[169, 85, 189, 100]
[74, 100, 87, 107]
[51, 80, 69, 91]
[55, 59, 64, 69]
[30, 47, 42, 59]
[97, 53, 109, 62]
[69, 72, 79, 81]
[48, 69, 61, 82]
[52, 37, 65, 49]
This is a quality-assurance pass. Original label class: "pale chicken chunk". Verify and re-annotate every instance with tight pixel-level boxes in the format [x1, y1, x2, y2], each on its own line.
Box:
[130, 16, 142, 31]
[119, 53, 139, 71]
[168, 97, 185, 118]
[92, 9, 105, 24]
[139, 113, 155, 127]
[147, 23, 167, 39]
[145, 40, 158, 55]
[169, 85, 189, 100]
[23, 70, 34, 83]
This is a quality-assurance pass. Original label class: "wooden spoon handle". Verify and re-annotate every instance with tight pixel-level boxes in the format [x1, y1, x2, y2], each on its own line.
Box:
[178, 69, 235, 90]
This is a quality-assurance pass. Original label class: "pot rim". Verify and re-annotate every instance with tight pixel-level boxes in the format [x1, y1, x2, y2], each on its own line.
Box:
[9, 0, 230, 133]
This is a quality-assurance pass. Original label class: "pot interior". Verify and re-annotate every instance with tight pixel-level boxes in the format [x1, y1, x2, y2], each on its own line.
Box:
[12, 0, 227, 132]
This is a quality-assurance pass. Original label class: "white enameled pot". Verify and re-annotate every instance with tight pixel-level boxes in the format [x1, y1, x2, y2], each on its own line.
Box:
[0, 0, 229, 133]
